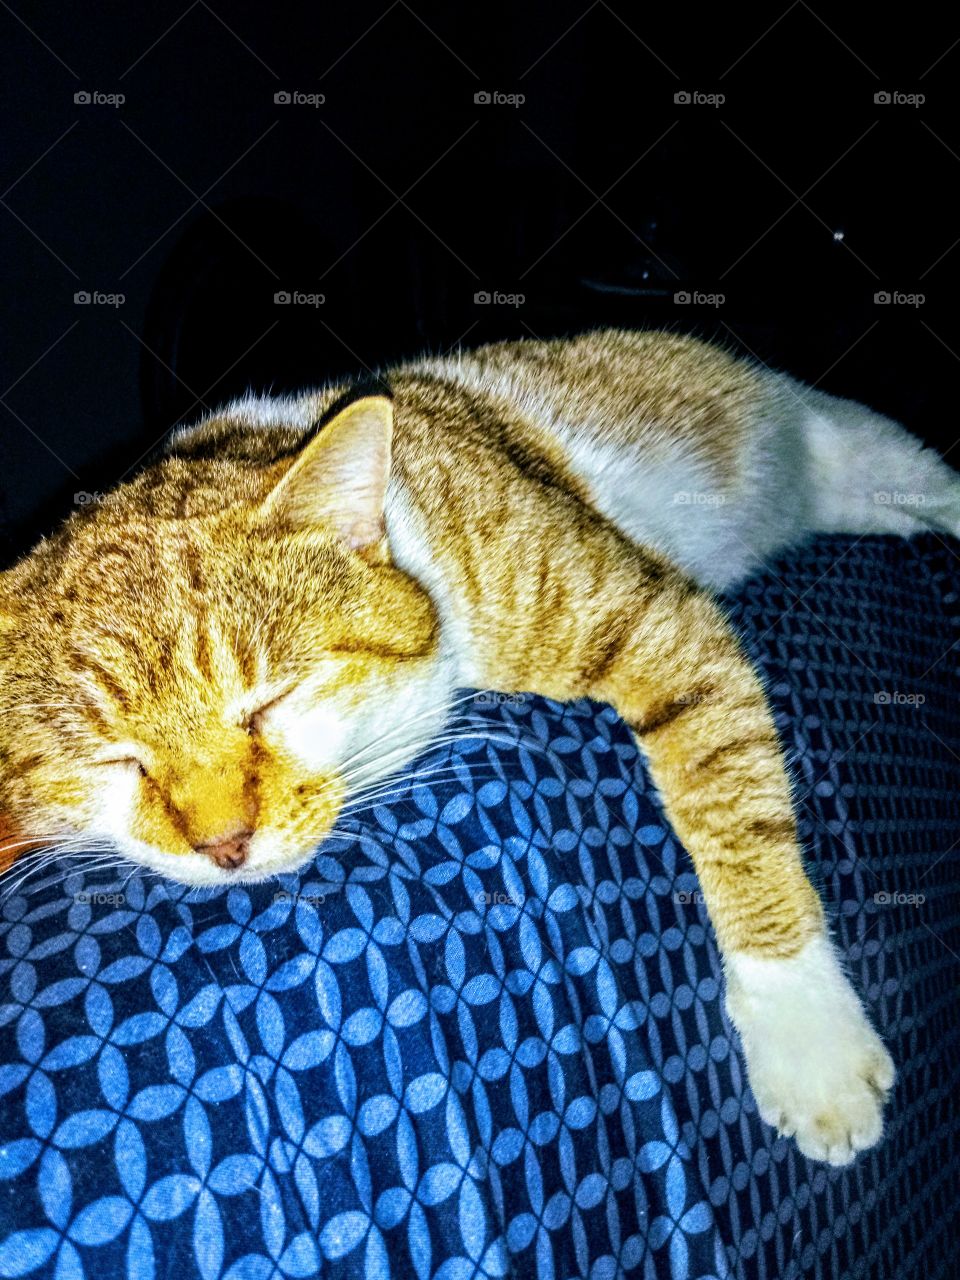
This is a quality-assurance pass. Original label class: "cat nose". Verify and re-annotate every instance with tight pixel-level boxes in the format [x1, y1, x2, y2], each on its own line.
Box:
[194, 827, 253, 870]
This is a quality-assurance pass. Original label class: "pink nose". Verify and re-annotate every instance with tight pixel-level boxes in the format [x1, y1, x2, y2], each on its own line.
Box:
[195, 827, 253, 870]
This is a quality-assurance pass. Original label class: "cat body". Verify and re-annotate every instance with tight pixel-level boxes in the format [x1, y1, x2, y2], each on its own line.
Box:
[408, 331, 958, 589]
[3, 329, 958, 1164]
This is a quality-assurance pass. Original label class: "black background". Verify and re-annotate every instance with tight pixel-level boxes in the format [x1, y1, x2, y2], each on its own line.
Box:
[1, 2, 956, 565]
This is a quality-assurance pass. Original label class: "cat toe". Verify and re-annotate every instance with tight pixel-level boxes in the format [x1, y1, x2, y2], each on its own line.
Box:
[792, 1084, 887, 1166]
[725, 935, 895, 1165]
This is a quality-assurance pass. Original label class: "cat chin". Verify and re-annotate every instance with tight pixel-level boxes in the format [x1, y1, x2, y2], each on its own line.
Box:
[109, 833, 319, 888]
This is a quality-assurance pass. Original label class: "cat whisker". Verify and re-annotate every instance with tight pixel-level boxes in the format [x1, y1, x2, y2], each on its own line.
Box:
[41, 852, 136, 887]
[0, 830, 93, 854]
[336, 722, 512, 787]
[333, 690, 490, 777]
[120, 864, 144, 894]
[330, 727, 552, 819]
[340, 752, 482, 791]
[347, 759, 522, 804]
[0, 842, 76, 890]
[0, 841, 111, 893]
[338, 763, 507, 814]
[0, 860, 58, 898]
[344, 727, 545, 785]
[0, 839, 130, 898]
[3, 855, 81, 900]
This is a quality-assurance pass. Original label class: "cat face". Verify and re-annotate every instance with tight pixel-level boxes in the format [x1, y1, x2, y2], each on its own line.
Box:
[0, 397, 449, 886]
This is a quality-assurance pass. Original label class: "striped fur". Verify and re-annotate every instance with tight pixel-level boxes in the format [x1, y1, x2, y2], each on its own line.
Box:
[4, 327, 957, 1162]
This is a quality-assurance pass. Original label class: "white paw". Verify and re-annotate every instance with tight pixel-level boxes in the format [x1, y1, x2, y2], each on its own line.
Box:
[725, 935, 895, 1165]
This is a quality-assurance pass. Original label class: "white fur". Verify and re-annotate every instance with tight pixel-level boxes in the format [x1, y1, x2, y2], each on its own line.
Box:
[169, 390, 319, 441]
[271, 659, 456, 779]
[794, 380, 960, 540]
[724, 936, 895, 1164]
[384, 482, 479, 684]
[544, 411, 813, 590]
[414, 351, 960, 590]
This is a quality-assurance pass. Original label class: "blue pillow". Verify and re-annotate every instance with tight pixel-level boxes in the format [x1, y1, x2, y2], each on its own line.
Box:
[1, 534, 958, 1280]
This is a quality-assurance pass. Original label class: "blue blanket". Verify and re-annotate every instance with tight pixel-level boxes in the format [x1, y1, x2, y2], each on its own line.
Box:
[1, 534, 958, 1280]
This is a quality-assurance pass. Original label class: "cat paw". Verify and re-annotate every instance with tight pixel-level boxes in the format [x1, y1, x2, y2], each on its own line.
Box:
[724, 935, 895, 1166]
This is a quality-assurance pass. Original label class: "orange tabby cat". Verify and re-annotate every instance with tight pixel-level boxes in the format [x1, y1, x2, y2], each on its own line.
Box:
[2, 329, 958, 1163]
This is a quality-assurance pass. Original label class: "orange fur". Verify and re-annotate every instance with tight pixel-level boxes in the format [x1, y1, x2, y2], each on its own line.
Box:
[2, 328, 918, 1162]
[0, 330, 822, 953]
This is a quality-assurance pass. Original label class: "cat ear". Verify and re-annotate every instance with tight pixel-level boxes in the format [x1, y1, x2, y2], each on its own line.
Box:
[261, 395, 393, 550]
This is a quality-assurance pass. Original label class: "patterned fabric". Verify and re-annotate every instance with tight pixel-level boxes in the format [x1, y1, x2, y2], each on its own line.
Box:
[1, 533, 958, 1280]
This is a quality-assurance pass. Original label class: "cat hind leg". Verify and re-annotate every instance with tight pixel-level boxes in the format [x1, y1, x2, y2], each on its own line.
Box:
[798, 384, 960, 539]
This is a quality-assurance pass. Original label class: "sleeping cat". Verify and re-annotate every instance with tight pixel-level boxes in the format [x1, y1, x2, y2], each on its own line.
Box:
[2, 329, 958, 1165]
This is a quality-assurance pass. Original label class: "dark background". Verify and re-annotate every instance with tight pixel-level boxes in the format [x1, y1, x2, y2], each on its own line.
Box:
[1, 2, 956, 565]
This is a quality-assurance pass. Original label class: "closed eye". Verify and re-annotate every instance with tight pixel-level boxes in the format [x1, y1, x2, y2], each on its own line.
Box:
[242, 692, 292, 735]
[95, 755, 147, 777]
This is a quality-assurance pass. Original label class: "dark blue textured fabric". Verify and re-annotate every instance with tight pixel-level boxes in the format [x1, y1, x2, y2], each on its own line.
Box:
[0, 534, 958, 1280]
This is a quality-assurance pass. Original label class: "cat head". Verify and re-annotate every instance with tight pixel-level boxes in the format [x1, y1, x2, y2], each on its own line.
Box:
[0, 394, 450, 886]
